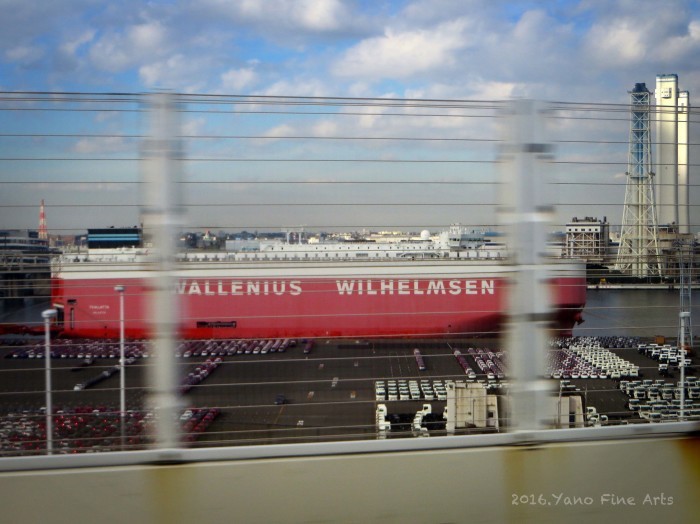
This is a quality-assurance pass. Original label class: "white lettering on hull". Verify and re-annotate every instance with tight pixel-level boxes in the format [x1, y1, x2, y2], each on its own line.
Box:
[176, 280, 303, 296]
[88, 304, 109, 316]
[335, 279, 496, 296]
[174, 279, 496, 297]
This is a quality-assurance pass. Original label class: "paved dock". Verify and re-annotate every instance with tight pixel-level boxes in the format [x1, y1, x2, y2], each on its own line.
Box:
[0, 337, 694, 452]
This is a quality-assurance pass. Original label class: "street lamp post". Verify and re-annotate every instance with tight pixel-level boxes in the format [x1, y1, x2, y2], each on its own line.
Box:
[115, 285, 126, 448]
[42, 308, 57, 455]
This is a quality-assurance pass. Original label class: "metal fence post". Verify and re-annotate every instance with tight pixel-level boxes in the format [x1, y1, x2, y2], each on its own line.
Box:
[498, 100, 554, 432]
[141, 92, 183, 451]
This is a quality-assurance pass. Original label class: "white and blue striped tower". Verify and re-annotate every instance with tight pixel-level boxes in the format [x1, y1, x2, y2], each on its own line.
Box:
[616, 83, 661, 277]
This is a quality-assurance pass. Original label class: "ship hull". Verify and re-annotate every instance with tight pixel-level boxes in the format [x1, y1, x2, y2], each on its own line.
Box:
[51, 260, 585, 339]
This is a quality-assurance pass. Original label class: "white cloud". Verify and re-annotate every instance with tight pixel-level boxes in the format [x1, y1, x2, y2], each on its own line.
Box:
[405, 81, 519, 101]
[5, 44, 43, 63]
[130, 21, 166, 49]
[72, 136, 132, 154]
[311, 120, 338, 137]
[465, 80, 518, 100]
[344, 81, 374, 98]
[257, 78, 332, 97]
[89, 21, 169, 73]
[297, 0, 348, 31]
[60, 29, 96, 56]
[139, 55, 207, 91]
[584, 20, 648, 66]
[221, 67, 258, 91]
[139, 55, 181, 86]
[691, 19, 700, 38]
[182, 117, 207, 137]
[201, 0, 353, 33]
[581, 3, 700, 70]
[263, 124, 295, 139]
[657, 19, 700, 61]
[334, 19, 471, 79]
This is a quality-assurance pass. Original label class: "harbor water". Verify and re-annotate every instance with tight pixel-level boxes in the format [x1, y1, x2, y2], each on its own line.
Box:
[576, 288, 699, 340]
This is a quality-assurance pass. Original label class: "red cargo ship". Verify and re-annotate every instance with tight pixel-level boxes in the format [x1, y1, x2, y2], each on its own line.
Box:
[50, 228, 585, 339]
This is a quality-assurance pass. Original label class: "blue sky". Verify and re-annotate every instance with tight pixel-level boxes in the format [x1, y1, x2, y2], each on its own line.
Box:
[4, 0, 699, 99]
[1, 0, 699, 232]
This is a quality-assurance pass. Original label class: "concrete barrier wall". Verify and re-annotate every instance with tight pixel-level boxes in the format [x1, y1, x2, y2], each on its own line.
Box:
[2, 435, 698, 523]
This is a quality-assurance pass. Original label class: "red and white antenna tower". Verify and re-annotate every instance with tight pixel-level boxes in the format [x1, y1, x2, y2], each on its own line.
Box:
[38, 199, 48, 240]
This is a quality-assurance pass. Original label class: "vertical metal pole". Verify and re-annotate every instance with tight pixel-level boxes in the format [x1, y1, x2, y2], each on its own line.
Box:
[557, 381, 563, 428]
[680, 311, 689, 421]
[472, 398, 476, 428]
[498, 100, 554, 432]
[42, 309, 56, 454]
[115, 285, 126, 448]
[142, 92, 183, 451]
[446, 382, 455, 435]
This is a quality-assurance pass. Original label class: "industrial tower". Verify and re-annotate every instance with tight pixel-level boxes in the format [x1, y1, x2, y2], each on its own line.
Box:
[616, 83, 661, 277]
[655, 74, 690, 233]
[38, 199, 48, 241]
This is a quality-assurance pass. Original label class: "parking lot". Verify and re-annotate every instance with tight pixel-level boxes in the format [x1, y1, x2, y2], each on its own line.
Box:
[0, 335, 696, 453]
[0, 337, 506, 450]
[556, 343, 698, 424]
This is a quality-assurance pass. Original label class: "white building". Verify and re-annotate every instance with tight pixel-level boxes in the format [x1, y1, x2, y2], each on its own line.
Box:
[564, 217, 609, 263]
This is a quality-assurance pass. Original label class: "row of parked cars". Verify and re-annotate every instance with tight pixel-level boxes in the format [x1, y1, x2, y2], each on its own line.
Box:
[546, 344, 639, 380]
[5, 339, 149, 360]
[550, 336, 641, 350]
[176, 338, 297, 358]
[73, 357, 137, 391]
[637, 343, 691, 374]
[453, 350, 476, 379]
[4, 337, 300, 360]
[180, 407, 220, 442]
[375, 379, 448, 402]
[0, 404, 222, 456]
[451, 348, 507, 381]
[467, 348, 506, 380]
[570, 344, 639, 379]
[621, 378, 700, 422]
[180, 357, 223, 394]
[0, 405, 146, 455]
